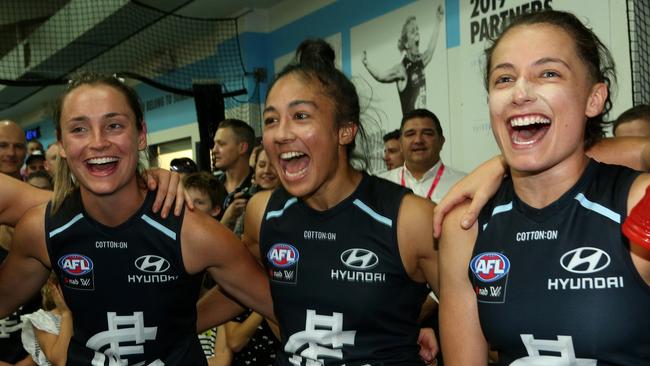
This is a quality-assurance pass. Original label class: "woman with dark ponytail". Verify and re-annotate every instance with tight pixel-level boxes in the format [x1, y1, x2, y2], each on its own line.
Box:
[241, 38, 439, 364]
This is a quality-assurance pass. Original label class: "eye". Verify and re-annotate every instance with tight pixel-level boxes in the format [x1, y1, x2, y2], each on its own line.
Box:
[107, 122, 123, 130]
[263, 116, 278, 126]
[494, 75, 514, 85]
[70, 126, 86, 134]
[294, 112, 309, 120]
[541, 70, 560, 78]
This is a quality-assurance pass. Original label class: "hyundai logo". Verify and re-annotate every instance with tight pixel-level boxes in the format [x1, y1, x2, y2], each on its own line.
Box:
[560, 247, 610, 274]
[135, 255, 170, 273]
[341, 248, 379, 270]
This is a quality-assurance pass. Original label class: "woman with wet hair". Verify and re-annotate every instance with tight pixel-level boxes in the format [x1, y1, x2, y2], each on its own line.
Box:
[438, 10, 650, 365]
[0, 72, 273, 365]
[243, 38, 438, 364]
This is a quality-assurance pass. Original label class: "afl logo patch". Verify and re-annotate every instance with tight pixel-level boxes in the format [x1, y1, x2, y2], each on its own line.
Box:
[267, 244, 299, 268]
[58, 254, 93, 276]
[470, 252, 510, 282]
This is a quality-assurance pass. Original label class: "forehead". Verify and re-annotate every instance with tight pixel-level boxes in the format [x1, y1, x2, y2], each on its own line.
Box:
[187, 187, 209, 198]
[492, 24, 579, 68]
[257, 149, 268, 161]
[267, 73, 326, 107]
[61, 84, 133, 118]
[384, 139, 400, 147]
[402, 117, 436, 131]
[0, 124, 25, 142]
[215, 126, 237, 141]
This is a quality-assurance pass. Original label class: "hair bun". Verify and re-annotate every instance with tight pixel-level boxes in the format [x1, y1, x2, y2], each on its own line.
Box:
[295, 39, 335, 69]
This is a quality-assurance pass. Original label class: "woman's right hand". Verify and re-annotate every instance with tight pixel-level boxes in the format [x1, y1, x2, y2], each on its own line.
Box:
[51, 283, 70, 314]
[433, 155, 507, 238]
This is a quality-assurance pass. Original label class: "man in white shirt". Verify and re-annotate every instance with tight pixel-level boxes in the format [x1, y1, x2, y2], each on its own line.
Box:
[379, 108, 464, 204]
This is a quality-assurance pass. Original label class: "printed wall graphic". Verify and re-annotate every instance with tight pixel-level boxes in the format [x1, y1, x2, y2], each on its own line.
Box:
[451, 0, 630, 172]
[351, 0, 450, 173]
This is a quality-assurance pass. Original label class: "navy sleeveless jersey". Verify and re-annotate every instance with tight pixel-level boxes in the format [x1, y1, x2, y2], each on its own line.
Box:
[45, 189, 205, 366]
[260, 173, 429, 365]
[471, 161, 650, 365]
[398, 56, 426, 115]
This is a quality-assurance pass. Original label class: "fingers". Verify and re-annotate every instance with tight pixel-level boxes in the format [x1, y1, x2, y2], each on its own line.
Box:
[144, 170, 157, 191]
[433, 194, 467, 238]
[183, 188, 194, 212]
[150, 170, 170, 214]
[173, 174, 189, 216]
[461, 191, 491, 229]
[159, 172, 181, 219]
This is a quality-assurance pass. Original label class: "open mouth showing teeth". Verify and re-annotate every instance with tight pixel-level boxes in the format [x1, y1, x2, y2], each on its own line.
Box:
[279, 151, 309, 178]
[85, 156, 119, 172]
[509, 115, 551, 146]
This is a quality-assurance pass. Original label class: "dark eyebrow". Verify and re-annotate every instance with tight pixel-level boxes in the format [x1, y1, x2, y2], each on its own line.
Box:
[289, 100, 318, 109]
[534, 57, 571, 70]
[66, 112, 129, 123]
[264, 100, 318, 114]
[103, 112, 129, 119]
[491, 57, 571, 75]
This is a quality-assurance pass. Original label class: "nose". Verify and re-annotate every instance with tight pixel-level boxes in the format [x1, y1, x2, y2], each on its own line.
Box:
[274, 118, 295, 143]
[512, 78, 536, 105]
[89, 129, 110, 150]
[383, 149, 392, 161]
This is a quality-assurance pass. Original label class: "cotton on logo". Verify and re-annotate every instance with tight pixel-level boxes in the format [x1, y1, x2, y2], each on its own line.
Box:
[560, 247, 610, 274]
[470, 252, 510, 282]
[267, 244, 299, 268]
[58, 254, 93, 276]
[134, 255, 170, 273]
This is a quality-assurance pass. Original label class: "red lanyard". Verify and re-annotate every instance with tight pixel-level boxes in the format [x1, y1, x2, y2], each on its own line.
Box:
[401, 164, 445, 200]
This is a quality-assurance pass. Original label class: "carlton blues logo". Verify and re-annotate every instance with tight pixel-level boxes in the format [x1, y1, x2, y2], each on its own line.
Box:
[58, 254, 95, 290]
[267, 244, 299, 284]
[470, 252, 510, 303]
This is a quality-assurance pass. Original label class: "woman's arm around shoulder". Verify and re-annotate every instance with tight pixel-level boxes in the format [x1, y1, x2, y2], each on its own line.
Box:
[182, 208, 274, 322]
[439, 201, 488, 366]
[242, 190, 273, 263]
[397, 194, 438, 291]
[626, 173, 650, 285]
[0, 205, 51, 317]
[0, 175, 51, 227]
[587, 137, 650, 172]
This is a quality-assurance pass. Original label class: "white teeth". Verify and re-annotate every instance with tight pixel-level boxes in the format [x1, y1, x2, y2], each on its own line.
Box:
[285, 166, 308, 178]
[510, 116, 551, 127]
[280, 151, 306, 160]
[87, 157, 118, 165]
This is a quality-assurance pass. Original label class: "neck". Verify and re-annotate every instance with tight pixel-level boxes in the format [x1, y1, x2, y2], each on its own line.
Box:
[224, 159, 251, 193]
[304, 159, 363, 212]
[511, 155, 589, 209]
[405, 159, 438, 180]
[81, 180, 147, 227]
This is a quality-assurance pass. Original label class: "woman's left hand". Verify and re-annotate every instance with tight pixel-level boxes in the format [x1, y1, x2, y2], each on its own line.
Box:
[418, 327, 439, 365]
[143, 169, 194, 218]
